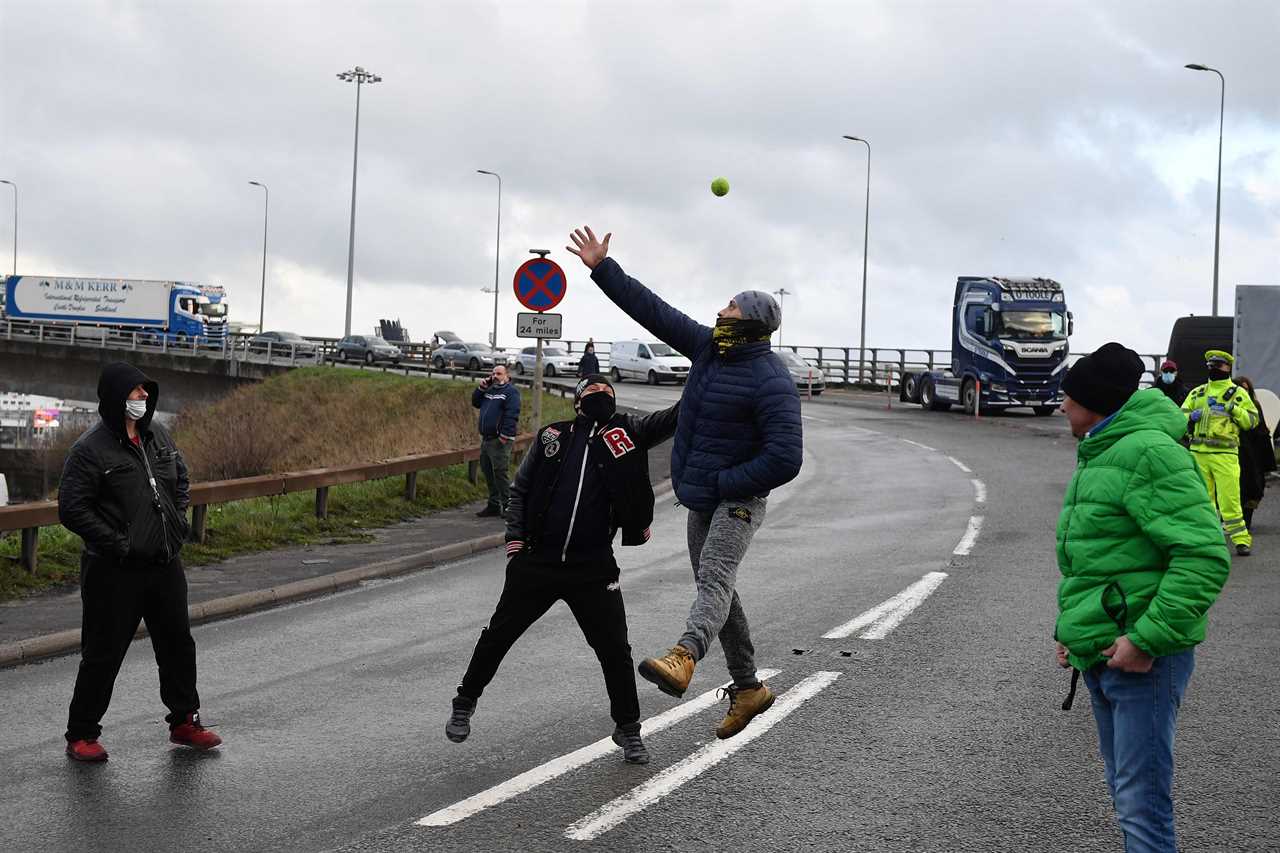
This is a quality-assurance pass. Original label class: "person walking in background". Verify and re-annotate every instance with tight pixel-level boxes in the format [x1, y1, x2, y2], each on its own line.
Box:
[1181, 350, 1261, 556]
[1151, 358, 1186, 405]
[58, 362, 223, 762]
[1233, 376, 1276, 531]
[567, 226, 802, 740]
[472, 364, 521, 518]
[1055, 342, 1230, 853]
[447, 377, 678, 765]
[578, 339, 600, 378]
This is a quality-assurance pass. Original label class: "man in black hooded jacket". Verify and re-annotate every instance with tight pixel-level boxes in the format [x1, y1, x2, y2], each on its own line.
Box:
[445, 374, 677, 764]
[58, 362, 222, 762]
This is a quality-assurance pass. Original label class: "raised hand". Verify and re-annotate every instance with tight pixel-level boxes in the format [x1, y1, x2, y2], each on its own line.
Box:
[567, 226, 612, 270]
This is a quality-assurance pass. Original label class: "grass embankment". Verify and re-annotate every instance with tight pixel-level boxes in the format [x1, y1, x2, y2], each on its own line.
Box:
[0, 369, 573, 601]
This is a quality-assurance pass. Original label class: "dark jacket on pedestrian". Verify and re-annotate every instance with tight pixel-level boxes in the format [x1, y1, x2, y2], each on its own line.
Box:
[472, 381, 521, 439]
[1151, 376, 1187, 406]
[590, 258, 803, 512]
[1240, 409, 1276, 507]
[58, 362, 191, 566]
[505, 404, 678, 569]
[578, 349, 600, 378]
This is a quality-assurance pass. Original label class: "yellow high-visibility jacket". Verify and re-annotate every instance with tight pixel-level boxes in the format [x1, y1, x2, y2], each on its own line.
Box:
[1181, 378, 1259, 453]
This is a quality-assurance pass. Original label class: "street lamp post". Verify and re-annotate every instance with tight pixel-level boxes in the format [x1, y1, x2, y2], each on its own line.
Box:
[336, 66, 382, 337]
[772, 287, 791, 347]
[842, 136, 871, 384]
[1185, 63, 1225, 317]
[477, 170, 502, 349]
[0, 180, 15, 276]
[248, 181, 269, 332]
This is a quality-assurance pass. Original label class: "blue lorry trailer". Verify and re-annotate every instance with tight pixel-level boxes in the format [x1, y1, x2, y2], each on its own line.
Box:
[901, 276, 1072, 416]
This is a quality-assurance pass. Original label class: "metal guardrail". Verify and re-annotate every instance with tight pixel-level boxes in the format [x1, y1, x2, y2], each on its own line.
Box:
[0, 434, 534, 572]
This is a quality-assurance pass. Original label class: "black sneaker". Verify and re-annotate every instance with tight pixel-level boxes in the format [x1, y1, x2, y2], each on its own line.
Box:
[475, 506, 501, 518]
[612, 728, 649, 765]
[1236, 544, 1252, 557]
[446, 695, 477, 743]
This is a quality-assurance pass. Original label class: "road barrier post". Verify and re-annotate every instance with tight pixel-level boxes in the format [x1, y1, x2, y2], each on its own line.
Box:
[467, 460, 479, 485]
[315, 487, 329, 519]
[886, 368, 893, 410]
[806, 369, 813, 400]
[20, 527, 38, 572]
[405, 471, 418, 502]
[190, 505, 209, 544]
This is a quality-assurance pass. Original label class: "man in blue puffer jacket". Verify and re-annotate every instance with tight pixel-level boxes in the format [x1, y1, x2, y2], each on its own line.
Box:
[568, 226, 803, 739]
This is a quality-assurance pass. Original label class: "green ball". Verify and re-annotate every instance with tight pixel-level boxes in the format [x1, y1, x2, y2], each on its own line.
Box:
[710, 177, 730, 197]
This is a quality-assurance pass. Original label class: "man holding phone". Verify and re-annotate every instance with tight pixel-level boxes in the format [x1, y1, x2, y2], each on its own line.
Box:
[472, 364, 522, 518]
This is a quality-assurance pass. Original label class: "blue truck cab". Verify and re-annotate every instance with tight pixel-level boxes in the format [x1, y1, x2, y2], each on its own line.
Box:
[903, 276, 1072, 416]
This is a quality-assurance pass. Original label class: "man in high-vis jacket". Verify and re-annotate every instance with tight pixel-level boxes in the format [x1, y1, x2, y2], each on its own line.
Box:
[1181, 350, 1260, 556]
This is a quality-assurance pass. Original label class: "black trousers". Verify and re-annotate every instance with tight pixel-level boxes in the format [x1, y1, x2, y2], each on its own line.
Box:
[65, 554, 200, 741]
[459, 553, 641, 734]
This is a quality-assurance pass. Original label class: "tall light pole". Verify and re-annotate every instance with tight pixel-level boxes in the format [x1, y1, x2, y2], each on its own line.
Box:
[477, 170, 502, 349]
[843, 135, 871, 383]
[336, 66, 382, 337]
[0, 180, 15, 276]
[772, 287, 791, 347]
[248, 182, 269, 332]
[1185, 63, 1225, 317]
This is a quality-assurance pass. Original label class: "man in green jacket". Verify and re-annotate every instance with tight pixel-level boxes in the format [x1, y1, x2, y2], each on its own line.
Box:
[1055, 342, 1230, 853]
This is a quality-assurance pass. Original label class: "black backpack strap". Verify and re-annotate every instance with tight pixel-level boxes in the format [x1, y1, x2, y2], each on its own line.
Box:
[1061, 668, 1081, 711]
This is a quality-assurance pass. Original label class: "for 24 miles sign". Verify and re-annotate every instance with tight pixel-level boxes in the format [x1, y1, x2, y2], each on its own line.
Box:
[516, 312, 561, 339]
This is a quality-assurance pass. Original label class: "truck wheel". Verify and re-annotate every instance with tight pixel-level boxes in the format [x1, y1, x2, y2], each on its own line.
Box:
[921, 379, 950, 412]
[901, 374, 918, 403]
[962, 379, 981, 415]
[1034, 406, 1057, 417]
[612, 367, 624, 383]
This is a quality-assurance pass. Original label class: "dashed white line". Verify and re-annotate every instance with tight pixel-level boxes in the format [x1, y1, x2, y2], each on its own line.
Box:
[821, 572, 949, 640]
[900, 438, 937, 452]
[953, 515, 984, 556]
[415, 668, 781, 827]
[946, 456, 972, 473]
[971, 479, 987, 504]
[564, 671, 842, 841]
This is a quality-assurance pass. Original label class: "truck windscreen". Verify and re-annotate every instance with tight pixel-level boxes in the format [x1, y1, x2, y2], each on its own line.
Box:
[199, 303, 227, 318]
[997, 311, 1065, 339]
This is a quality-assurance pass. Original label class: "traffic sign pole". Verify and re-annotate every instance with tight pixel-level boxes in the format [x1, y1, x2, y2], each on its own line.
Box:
[534, 338, 544, 430]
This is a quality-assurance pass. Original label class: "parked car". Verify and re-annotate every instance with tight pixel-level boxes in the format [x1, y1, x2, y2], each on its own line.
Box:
[431, 341, 508, 371]
[775, 350, 826, 395]
[248, 330, 318, 359]
[332, 334, 403, 365]
[609, 340, 691, 385]
[512, 346, 580, 378]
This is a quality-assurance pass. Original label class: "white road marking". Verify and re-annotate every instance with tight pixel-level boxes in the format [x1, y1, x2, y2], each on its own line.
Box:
[946, 456, 972, 473]
[564, 671, 842, 841]
[953, 515, 984, 556]
[801, 414, 833, 423]
[971, 479, 987, 504]
[415, 669, 781, 827]
[900, 438, 937, 452]
[821, 572, 949, 639]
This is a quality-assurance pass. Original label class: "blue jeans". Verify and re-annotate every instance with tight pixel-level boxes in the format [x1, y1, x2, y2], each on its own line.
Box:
[1084, 649, 1195, 853]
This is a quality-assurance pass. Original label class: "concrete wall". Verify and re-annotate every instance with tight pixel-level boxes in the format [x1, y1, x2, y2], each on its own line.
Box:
[0, 339, 289, 413]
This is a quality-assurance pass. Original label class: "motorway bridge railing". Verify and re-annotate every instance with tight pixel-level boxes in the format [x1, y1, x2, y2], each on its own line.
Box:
[0, 433, 535, 573]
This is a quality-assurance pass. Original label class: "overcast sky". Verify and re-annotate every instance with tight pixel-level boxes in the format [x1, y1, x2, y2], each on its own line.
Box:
[1, 0, 1276, 358]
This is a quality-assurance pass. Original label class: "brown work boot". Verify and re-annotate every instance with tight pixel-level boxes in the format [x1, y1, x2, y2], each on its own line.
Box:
[638, 645, 697, 698]
[715, 682, 775, 739]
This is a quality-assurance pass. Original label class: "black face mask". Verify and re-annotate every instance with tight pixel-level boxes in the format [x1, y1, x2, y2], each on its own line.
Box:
[579, 392, 616, 423]
[1208, 366, 1232, 380]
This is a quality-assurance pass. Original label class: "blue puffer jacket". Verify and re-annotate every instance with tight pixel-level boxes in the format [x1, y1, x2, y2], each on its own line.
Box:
[591, 258, 803, 511]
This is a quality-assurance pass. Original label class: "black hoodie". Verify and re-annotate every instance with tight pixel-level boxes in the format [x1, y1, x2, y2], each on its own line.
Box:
[58, 362, 190, 565]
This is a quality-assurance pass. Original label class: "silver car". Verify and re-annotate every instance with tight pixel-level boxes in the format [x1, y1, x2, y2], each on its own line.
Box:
[431, 341, 508, 371]
[776, 350, 826, 394]
[512, 346, 580, 378]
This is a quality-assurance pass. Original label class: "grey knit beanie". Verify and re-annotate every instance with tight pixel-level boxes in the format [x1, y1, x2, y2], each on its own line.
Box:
[732, 290, 781, 332]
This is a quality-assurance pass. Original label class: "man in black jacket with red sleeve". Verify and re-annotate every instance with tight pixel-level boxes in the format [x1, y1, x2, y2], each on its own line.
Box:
[58, 362, 222, 762]
[446, 374, 677, 764]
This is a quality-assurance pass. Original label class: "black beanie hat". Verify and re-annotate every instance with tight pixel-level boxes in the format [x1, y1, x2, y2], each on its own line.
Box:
[1061, 342, 1144, 417]
[574, 373, 614, 405]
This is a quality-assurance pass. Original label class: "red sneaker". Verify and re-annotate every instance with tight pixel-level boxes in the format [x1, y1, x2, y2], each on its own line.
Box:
[169, 712, 222, 751]
[66, 739, 108, 762]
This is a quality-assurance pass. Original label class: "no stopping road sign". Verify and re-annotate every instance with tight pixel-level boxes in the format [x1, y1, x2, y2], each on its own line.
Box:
[513, 258, 567, 312]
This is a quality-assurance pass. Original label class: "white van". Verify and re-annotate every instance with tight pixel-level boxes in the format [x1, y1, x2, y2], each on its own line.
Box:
[609, 340, 691, 385]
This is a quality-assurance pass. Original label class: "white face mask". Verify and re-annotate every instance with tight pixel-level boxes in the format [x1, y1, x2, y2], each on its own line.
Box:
[1161, 371, 1176, 383]
[125, 399, 148, 421]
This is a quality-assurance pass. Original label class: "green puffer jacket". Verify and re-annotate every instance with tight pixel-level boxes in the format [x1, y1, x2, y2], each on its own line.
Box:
[1056, 388, 1231, 670]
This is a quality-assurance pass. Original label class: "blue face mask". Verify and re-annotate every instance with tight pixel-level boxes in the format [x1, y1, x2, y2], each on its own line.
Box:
[1161, 371, 1176, 383]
